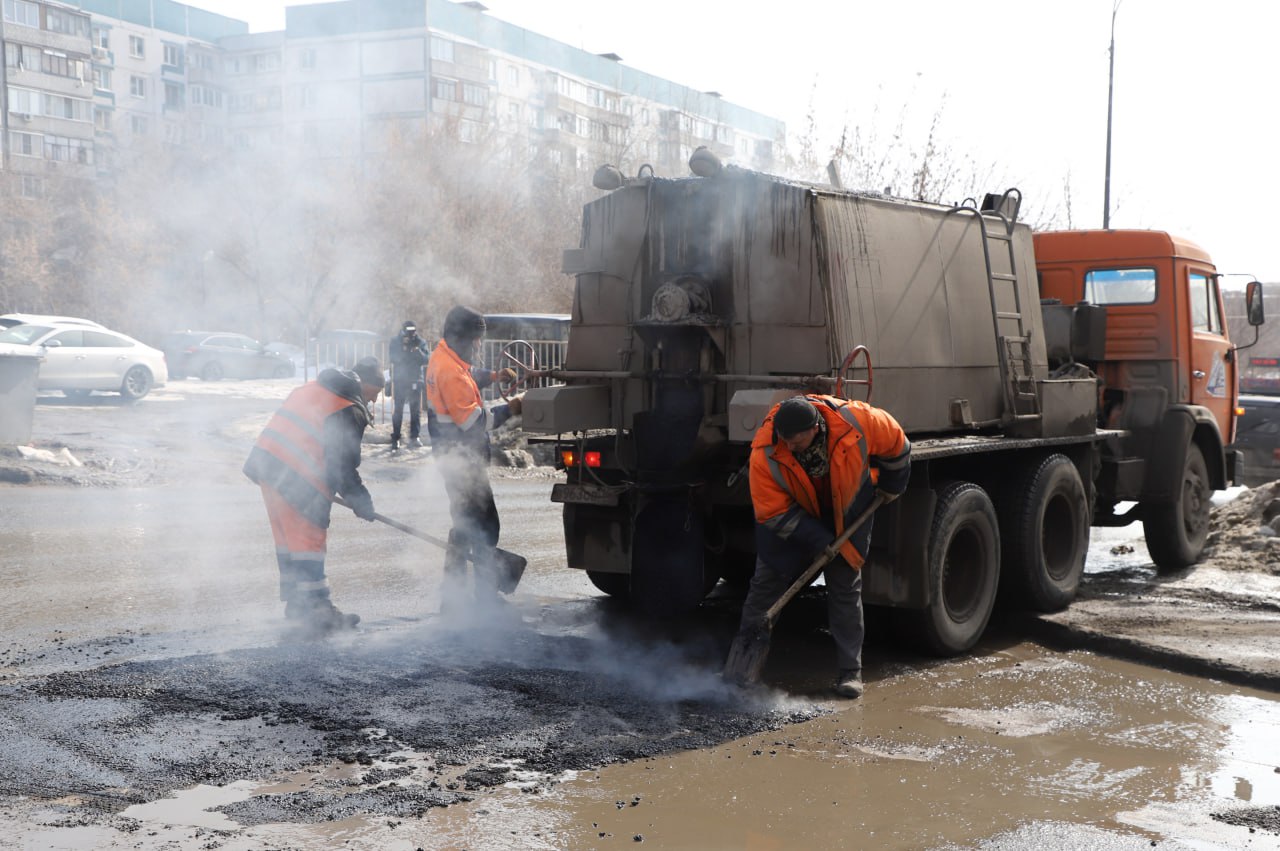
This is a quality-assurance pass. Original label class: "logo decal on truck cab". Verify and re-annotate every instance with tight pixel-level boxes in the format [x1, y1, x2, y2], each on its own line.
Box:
[1207, 355, 1228, 398]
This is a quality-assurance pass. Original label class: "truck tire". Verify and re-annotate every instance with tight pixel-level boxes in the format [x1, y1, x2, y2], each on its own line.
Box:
[914, 481, 1000, 656]
[1142, 442, 1210, 573]
[998, 454, 1089, 612]
[586, 571, 630, 600]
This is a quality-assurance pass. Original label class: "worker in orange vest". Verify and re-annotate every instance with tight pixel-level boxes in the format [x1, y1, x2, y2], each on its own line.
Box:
[736, 394, 910, 698]
[425, 306, 521, 613]
[243, 356, 384, 636]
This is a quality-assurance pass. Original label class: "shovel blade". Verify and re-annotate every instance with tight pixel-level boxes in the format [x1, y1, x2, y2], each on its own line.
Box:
[491, 547, 527, 595]
[722, 627, 772, 687]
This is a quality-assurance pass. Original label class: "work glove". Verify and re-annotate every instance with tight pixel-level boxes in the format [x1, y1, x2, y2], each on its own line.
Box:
[497, 367, 519, 384]
[876, 489, 900, 505]
[507, 394, 524, 416]
[347, 492, 376, 521]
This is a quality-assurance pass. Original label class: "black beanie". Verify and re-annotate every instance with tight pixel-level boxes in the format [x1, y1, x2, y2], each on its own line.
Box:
[352, 356, 383, 387]
[774, 397, 820, 437]
[442, 305, 486, 340]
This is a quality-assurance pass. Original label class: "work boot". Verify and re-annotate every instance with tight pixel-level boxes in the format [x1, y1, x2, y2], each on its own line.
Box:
[301, 600, 360, 636]
[390, 438, 400, 453]
[833, 669, 864, 699]
[407, 436, 423, 449]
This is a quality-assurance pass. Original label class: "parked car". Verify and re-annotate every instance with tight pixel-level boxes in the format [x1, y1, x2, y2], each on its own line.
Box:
[161, 331, 295, 381]
[1232, 394, 1280, 487]
[0, 322, 167, 401]
[0, 313, 104, 330]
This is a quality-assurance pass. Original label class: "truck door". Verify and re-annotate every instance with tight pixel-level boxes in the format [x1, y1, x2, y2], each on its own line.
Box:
[1186, 268, 1234, 440]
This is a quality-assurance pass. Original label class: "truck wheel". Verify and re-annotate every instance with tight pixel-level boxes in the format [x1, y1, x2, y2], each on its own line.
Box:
[999, 454, 1089, 612]
[914, 481, 1000, 656]
[629, 497, 711, 618]
[1143, 442, 1210, 573]
[587, 571, 630, 600]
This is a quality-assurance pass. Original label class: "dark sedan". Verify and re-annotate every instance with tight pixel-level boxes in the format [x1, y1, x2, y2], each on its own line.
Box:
[162, 331, 295, 381]
[1232, 394, 1280, 487]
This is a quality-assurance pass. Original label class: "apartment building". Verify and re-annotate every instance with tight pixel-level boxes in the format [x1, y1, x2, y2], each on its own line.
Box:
[1, 0, 96, 192]
[4, 0, 782, 185]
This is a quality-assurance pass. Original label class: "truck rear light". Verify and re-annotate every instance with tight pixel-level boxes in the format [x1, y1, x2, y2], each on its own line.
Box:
[561, 450, 602, 468]
[1236, 406, 1246, 416]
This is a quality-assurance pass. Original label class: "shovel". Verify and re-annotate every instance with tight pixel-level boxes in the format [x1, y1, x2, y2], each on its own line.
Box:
[333, 495, 527, 594]
[723, 494, 885, 686]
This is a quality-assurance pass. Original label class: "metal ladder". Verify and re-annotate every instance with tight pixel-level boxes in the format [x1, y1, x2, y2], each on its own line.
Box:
[950, 190, 1040, 423]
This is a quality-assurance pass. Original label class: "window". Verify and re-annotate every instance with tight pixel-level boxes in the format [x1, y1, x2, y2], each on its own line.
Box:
[9, 130, 39, 156]
[506, 65, 518, 86]
[1189, 272, 1223, 334]
[190, 85, 223, 108]
[433, 78, 457, 101]
[83, 331, 130, 348]
[430, 37, 454, 63]
[7, 86, 39, 114]
[163, 44, 182, 67]
[49, 330, 84, 347]
[164, 82, 183, 110]
[20, 175, 42, 198]
[43, 93, 91, 121]
[299, 47, 316, 70]
[94, 109, 111, 131]
[462, 82, 487, 106]
[1083, 267, 1157, 306]
[252, 52, 280, 73]
[191, 51, 216, 71]
[130, 114, 147, 135]
[3, 0, 39, 28]
[93, 67, 111, 91]
[129, 35, 145, 59]
[4, 43, 37, 70]
[130, 75, 146, 98]
[45, 9, 89, 38]
[42, 51, 85, 80]
[44, 134, 92, 164]
[507, 102, 520, 122]
[93, 27, 109, 49]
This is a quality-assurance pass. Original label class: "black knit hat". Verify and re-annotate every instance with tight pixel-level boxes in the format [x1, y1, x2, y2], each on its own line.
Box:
[442, 305, 486, 340]
[352, 356, 383, 387]
[774, 397, 820, 437]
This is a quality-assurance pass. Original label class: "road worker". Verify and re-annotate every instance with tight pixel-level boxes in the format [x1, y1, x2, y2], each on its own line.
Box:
[243, 356, 383, 636]
[425, 305, 520, 612]
[388, 320, 431, 452]
[733, 394, 910, 697]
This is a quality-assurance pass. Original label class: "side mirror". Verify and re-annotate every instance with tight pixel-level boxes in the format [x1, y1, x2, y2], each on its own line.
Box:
[43, 339, 62, 349]
[1246, 280, 1265, 326]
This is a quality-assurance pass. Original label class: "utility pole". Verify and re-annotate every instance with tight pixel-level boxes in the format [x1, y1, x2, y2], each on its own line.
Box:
[1103, 0, 1120, 229]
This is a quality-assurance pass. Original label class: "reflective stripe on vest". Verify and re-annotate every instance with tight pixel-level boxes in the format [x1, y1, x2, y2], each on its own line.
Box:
[255, 382, 354, 499]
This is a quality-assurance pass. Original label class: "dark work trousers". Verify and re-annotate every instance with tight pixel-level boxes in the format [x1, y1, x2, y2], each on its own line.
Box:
[737, 554, 865, 673]
[436, 446, 501, 601]
[391, 380, 422, 441]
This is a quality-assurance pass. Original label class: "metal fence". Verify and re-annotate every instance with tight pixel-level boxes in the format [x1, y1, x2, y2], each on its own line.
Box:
[480, 338, 567, 401]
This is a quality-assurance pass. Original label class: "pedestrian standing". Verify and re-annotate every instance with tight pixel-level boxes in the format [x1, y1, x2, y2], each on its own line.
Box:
[389, 320, 431, 452]
[243, 357, 384, 636]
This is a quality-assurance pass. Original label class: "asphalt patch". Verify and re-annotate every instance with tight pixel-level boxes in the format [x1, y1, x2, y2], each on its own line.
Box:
[0, 624, 822, 826]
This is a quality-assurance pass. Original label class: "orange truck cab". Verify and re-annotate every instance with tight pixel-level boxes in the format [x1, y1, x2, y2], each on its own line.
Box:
[1034, 229, 1257, 568]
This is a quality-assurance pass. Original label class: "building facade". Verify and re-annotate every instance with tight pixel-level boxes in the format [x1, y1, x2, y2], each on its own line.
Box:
[4, 0, 783, 187]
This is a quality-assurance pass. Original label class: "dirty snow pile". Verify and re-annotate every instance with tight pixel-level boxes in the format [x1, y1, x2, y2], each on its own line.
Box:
[1201, 481, 1280, 574]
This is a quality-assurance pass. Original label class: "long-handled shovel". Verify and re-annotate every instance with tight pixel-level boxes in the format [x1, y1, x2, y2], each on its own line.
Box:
[334, 495, 526, 594]
[723, 494, 885, 686]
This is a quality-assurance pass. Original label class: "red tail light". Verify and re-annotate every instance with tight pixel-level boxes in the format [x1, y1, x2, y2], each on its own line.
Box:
[561, 450, 602, 468]
[584, 451, 601, 468]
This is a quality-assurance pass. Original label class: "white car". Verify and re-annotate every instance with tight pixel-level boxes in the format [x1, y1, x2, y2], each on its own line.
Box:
[0, 322, 168, 401]
[0, 313, 105, 330]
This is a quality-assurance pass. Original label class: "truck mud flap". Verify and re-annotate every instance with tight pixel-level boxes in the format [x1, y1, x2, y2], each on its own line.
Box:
[862, 487, 936, 608]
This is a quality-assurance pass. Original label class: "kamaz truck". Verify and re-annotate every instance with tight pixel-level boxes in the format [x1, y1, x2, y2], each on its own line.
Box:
[522, 152, 1264, 655]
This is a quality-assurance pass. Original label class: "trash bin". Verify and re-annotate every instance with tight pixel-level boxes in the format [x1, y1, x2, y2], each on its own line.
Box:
[0, 350, 43, 444]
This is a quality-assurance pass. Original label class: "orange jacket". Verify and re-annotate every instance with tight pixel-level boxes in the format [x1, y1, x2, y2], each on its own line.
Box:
[750, 395, 910, 569]
[243, 369, 373, 526]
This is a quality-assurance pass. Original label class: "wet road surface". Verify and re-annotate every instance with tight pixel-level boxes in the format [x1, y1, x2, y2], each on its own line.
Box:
[2, 382, 1279, 849]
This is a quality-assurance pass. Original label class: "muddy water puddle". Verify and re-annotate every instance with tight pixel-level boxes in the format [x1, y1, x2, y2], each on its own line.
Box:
[8, 637, 1279, 850]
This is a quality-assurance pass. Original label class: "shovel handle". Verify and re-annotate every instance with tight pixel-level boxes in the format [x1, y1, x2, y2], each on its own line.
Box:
[332, 494, 451, 550]
[761, 494, 886, 624]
